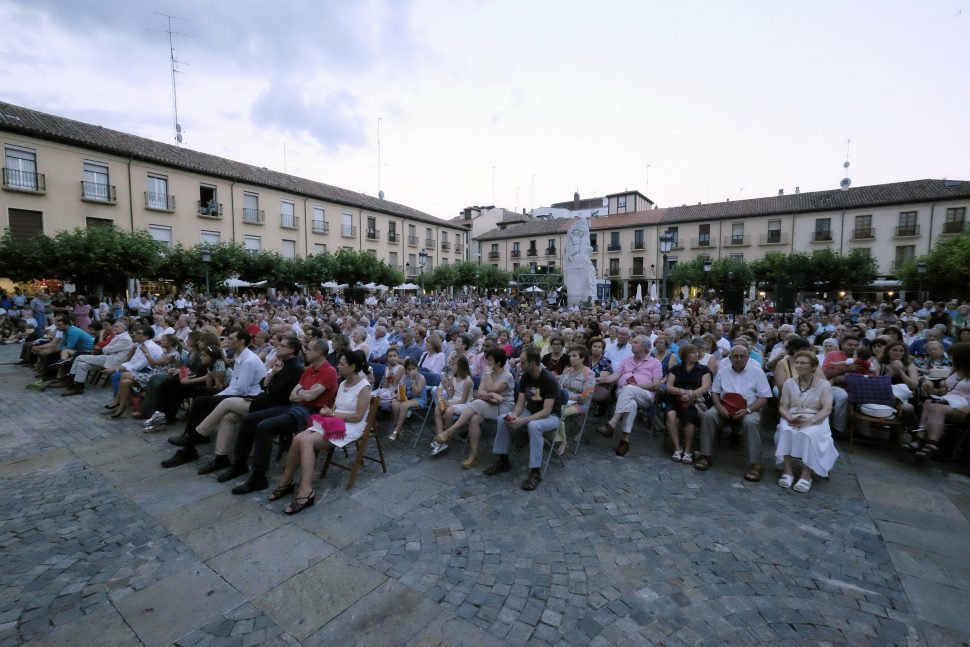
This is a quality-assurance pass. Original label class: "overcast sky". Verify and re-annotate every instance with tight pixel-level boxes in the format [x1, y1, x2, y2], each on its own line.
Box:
[1, 0, 968, 220]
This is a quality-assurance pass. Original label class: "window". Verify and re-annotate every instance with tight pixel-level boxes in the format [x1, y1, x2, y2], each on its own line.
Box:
[148, 224, 173, 249]
[528, 239, 538, 255]
[314, 243, 328, 254]
[634, 230, 644, 249]
[200, 230, 221, 245]
[814, 218, 832, 241]
[3, 146, 40, 190]
[367, 217, 377, 239]
[512, 262, 520, 271]
[244, 235, 261, 251]
[698, 224, 710, 246]
[512, 241, 520, 251]
[7, 208, 43, 244]
[632, 257, 644, 275]
[388, 221, 397, 241]
[146, 175, 171, 210]
[853, 214, 873, 239]
[312, 206, 326, 233]
[547, 238, 556, 254]
[589, 233, 597, 250]
[729, 253, 744, 263]
[389, 251, 398, 268]
[894, 245, 915, 269]
[407, 253, 417, 273]
[82, 161, 113, 201]
[608, 258, 620, 275]
[944, 207, 967, 234]
[897, 211, 917, 236]
[617, 195, 627, 209]
[243, 193, 261, 223]
[766, 220, 781, 243]
[342, 212, 354, 237]
[609, 232, 620, 250]
[281, 201, 297, 228]
[425, 228, 433, 246]
[198, 184, 218, 214]
[85, 217, 113, 229]
[731, 223, 744, 245]
[667, 227, 679, 247]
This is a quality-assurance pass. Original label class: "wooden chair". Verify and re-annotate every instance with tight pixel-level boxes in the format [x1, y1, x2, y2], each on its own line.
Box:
[845, 373, 906, 455]
[319, 395, 386, 491]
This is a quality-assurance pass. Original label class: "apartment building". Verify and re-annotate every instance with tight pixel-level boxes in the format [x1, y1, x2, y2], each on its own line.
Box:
[0, 102, 466, 280]
[475, 180, 970, 298]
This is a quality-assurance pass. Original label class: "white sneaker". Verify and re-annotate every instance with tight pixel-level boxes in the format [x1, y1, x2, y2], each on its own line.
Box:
[142, 411, 166, 428]
[671, 450, 683, 462]
[430, 442, 449, 456]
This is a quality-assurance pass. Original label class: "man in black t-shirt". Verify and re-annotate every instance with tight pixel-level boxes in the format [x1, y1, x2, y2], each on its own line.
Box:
[483, 345, 561, 491]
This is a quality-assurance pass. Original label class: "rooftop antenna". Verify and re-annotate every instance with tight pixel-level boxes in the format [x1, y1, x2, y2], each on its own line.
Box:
[646, 163, 651, 195]
[151, 12, 188, 146]
[377, 117, 384, 199]
[283, 140, 287, 174]
[492, 166, 496, 205]
[840, 138, 852, 190]
[530, 174, 535, 214]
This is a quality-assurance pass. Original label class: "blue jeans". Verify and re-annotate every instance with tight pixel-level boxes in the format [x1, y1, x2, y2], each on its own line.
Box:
[494, 415, 561, 468]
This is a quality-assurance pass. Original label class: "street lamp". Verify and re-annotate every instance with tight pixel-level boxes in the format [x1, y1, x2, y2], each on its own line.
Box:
[658, 230, 674, 303]
[201, 248, 212, 296]
[418, 249, 428, 295]
[917, 261, 927, 302]
[475, 269, 480, 298]
[702, 258, 712, 293]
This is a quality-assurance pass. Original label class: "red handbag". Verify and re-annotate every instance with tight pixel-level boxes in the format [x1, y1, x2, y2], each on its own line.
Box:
[309, 414, 346, 441]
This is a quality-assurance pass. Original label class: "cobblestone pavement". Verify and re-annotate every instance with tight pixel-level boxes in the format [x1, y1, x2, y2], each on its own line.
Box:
[1, 343, 969, 646]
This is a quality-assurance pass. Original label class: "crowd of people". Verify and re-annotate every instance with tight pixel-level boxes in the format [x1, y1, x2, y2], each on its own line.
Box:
[4, 284, 970, 505]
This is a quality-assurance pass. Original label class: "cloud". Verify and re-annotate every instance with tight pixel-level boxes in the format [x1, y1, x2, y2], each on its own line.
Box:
[249, 80, 368, 152]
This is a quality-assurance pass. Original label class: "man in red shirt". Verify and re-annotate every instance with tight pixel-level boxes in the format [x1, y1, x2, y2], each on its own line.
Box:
[221, 339, 338, 493]
[822, 333, 865, 437]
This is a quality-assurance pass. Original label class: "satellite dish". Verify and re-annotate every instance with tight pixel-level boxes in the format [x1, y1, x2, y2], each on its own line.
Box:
[840, 177, 851, 190]
[378, 190, 385, 200]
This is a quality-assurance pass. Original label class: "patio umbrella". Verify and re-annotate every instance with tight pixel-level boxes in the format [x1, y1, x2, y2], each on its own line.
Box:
[223, 278, 251, 288]
[394, 283, 421, 290]
[374, 284, 389, 291]
[524, 285, 544, 293]
[321, 281, 340, 289]
[649, 282, 658, 301]
[635, 284, 643, 302]
[361, 282, 377, 290]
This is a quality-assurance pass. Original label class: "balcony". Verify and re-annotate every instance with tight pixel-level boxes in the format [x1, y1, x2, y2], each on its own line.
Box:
[387, 231, 398, 243]
[590, 244, 598, 252]
[281, 214, 300, 230]
[312, 220, 329, 234]
[812, 230, 832, 243]
[441, 241, 450, 251]
[145, 191, 175, 212]
[690, 237, 714, 249]
[941, 221, 967, 235]
[407, 235, 418, 247]
[669, 239, 684, 250]
[2, 168, 46, 193]
[890, 259, 913, 272]
[723, 235, 750, 247]
[197, 200, 222, 217]
[424, 238, 436, 248]
[510, 249, 522, 258]
[759, 232, 789, 246]
[81, 181, 117, 204]
[893, 225, 919, 238]
[366, 228, 381, 240]
[606, 267, 621, 277]
[851, 227, 875, 241]
[390, 264, 404, 273]
[488, 251, 500, 259]
[242, 208, 265, 224]
[545, 247, 557, 256]
[629, 266, 645, 277]
[630, 241, 645, 251]
[527, 248, 538, 256]
[341, 225, 358, 238]
[606, 243, 621, 252]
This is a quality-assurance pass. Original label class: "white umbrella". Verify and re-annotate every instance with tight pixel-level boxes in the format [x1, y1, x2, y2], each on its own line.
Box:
[336, 283, 349, 290]
[361, 282, 377, 290]
[394, 283, 421, 290]
[681, 285, 689, 300]
[374, 284, 389, 291]
[224, 278, 251, 288]
[525, 285, 544, 293]
[635, 284, 643, 302]
[749, 284, 757, 300]
[321, 281, 340, 289]
[649, 282, 658, 301]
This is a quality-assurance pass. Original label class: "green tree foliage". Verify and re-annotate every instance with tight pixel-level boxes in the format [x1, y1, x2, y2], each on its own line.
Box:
[426, 262, 512, 291]
[750, 249, 877, 292]
[670, 257, 753, 292]
[896, 230, 970, 297]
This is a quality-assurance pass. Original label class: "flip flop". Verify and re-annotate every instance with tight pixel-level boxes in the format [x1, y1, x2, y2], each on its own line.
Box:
[793, 478, 812, 493]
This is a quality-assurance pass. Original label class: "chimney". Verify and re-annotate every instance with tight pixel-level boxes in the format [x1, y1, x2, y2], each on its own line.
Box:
[573, 192, 580, 210]
[778, 189, 784, 196]
[522, 208, 526, 215]
[795, 186, 800, 194]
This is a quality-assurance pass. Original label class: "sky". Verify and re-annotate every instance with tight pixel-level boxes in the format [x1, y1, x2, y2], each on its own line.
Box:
[1, 0, 968, 221]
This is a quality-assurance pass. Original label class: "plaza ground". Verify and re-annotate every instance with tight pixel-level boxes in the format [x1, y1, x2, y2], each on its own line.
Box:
[1, 343, 969, 646]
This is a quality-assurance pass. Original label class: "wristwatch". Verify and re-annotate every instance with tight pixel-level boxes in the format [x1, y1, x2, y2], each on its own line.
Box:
[744, 407, 751, 414]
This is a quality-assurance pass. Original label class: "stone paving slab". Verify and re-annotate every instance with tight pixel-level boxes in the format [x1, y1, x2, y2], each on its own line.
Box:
[255, 552, 386, 640]
[114, 564, 245, 647]
[292, 494, 392, 549]
[19, 603, 141, 647]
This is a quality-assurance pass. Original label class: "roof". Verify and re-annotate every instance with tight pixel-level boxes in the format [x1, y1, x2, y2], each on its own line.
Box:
[549, 196, 607, 210]
[0, 101, 460, 230]
[476, 218, 571, 241]
[475, 179, 970, 240]
[605, 189, 654, 205]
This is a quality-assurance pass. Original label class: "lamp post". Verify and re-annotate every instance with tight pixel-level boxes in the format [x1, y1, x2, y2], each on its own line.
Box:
[917, 261, 927, 302]
[703, 258, 712, 294]
[201, 249, 212, 296]
[658, 230, 674, 303]
[475, 269, 480, 298]
[418, 249, 428, 296]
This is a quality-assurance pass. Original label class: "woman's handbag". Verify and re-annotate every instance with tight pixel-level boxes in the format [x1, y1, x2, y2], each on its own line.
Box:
[309, 414, 347, 441]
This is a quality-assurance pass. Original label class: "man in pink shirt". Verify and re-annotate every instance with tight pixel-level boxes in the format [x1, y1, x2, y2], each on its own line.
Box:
[596, 336, 663, 456]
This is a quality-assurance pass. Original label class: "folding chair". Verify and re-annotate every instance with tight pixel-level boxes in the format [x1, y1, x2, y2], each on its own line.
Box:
[844, 373, 905, 455]
[410, 372, 441, 448]
[538, 389, 570, 477]
[568, 396, 592, 456]
[320, 395, 386, 491]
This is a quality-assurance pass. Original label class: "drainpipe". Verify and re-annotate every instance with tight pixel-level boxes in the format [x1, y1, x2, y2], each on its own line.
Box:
[926, 203, 935, 253]
[839, 209, 846, 253]
[229, 182, 236, 243]
[303, 197, 309, 257]
[126, 159, 134, 231]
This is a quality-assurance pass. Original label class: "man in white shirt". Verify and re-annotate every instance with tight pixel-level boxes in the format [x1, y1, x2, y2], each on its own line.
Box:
[162, 330, 267, 468]
[695, 345, 772, 481]
[63, 321, 135, 395]
[604, 328, 633, 366]
[368, 325, 390, 362]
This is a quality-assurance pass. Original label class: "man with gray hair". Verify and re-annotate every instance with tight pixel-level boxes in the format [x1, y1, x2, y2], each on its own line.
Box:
[596, 336, 663, 456]
[605, 327, 633, 366]
[62, 320, 134, 396]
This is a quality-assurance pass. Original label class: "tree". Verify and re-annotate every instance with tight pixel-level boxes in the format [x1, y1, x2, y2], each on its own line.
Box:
[670, 257, 753, 294]
[896, 230, 970, 297]
[750, 249, 877, 293]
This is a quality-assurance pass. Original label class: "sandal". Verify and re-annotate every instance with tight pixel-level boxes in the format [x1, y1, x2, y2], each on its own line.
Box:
[671, 449, 684, 462]
[462, 455, 478, 470]
[778, 474, 794, 489]
[556, 441, 567, 457]
[915, 443, 938, 458]
[597, 423, 615, 438]
[284, 491, 316, 515]
[744, 464, 764, 482]
[793, 478, 812, 493]
[388, 430, 400, 441]
[521, 471, 542, 491]
[268, 483, 295, 501]
[681, 452, 694, 465]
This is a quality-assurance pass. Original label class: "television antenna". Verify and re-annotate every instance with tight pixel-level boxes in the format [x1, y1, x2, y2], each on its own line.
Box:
[151, 12, 188, 146]
[377, 116, 384, 199]
[840, 137, 852, 190]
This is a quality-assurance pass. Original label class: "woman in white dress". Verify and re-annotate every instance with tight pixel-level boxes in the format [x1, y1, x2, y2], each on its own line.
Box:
[776, 350, 837, 493]
[272, 350, 372, 514]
